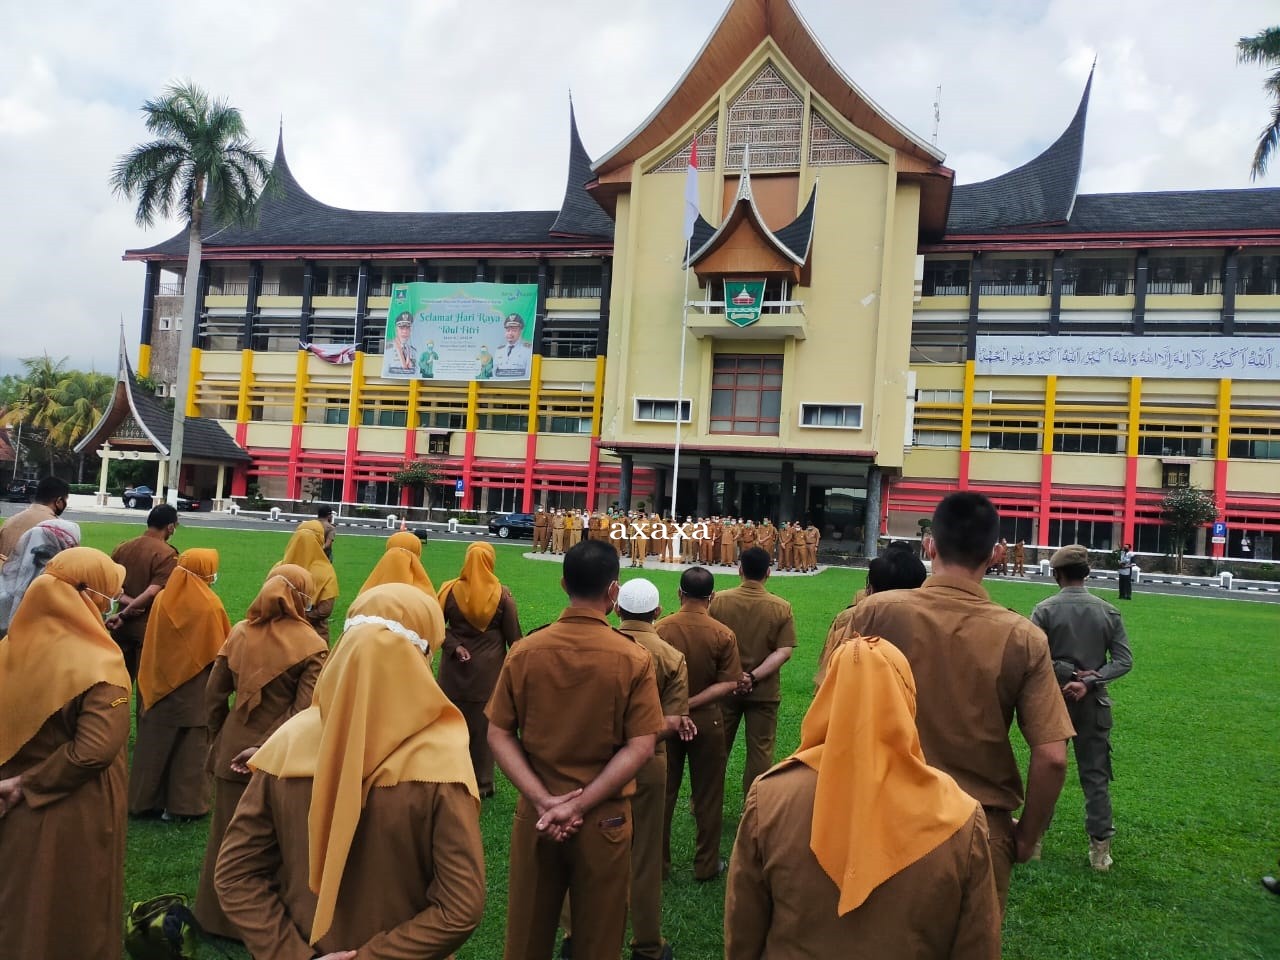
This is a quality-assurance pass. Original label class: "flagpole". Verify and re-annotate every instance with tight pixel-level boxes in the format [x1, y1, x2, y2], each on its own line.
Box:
[671, 237, 692, 526]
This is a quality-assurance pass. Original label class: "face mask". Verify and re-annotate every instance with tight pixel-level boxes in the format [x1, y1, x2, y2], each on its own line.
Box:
[83, 585, 122, 620]
[206, 572, 219, 586]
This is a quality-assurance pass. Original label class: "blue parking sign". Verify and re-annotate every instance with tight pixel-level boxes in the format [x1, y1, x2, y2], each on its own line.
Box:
[455, 478, 465, 494]
[1212, 521, 1227, 538]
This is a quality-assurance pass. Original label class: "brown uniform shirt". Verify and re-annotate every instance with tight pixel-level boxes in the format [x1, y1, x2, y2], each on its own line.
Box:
[0, 502, 56, 561]
[655, 605, 742, 725]
[726, 764, 1000, 960]
[486, 606, 664, 799]
[847, 574, 1075, 811]
[618, 619, 689, 757]
[110, 534, 179, 643]
[216, 773, 485, 960]
[710, 581, 797, 702]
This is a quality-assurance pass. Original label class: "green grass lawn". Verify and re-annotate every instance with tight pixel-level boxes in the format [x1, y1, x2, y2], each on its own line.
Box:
[72, 521, 1280, 959]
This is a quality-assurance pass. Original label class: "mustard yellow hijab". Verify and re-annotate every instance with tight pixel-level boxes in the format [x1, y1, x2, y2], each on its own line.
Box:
[788, 636, 977, 915]
[251, 583, 475, 945]
[437, 541, 502, 631]
[358, 532, 434, 597]
[222, 564, 327, 718]
[138, 548, 231, 710]
[0, 548, 129, 765]
[281, 520, 339, 603]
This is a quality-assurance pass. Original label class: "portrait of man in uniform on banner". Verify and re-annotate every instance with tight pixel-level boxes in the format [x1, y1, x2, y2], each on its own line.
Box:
[383, 310, 417, 377]
[493, 312, 533, 379]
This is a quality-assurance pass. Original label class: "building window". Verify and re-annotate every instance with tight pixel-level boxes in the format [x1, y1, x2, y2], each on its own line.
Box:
[1135, 522, 1191, 556]
[922, 259, 970, 296]
[1139, 427, 1208, 458]
[501, 266, 539, 286]
[799, 403, 863, 429]
[430, 412, 466, 430]
[440, 264, 476, 284]
[157, 316, 174, 332]
[551, 265, 603, 299]
[912, 430, 961, 448]
[1228, 427, 1280, 460]
[634, 398, 692, 423]
[547, 416, 592, 434]
[1048, 519, 1114, 551]
[1161, 462, 1192, 488]
[324, 407, 349, 425]
[979, 420, 1040, 452]
[710, 355, 783, 435]
[541, 320, 598, 358]
[1053, 422, 1120, 454]
[980, 258, 1050, 296]
[1061, 257, 1134, 296]
[361, 407, 408, 427]
[1238, 254, 1280, 295]
[1148, 255, 1222, 295]
[477, 409, 528, 431]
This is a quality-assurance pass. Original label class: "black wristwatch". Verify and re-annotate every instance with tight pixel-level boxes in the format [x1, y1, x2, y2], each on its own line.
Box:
[747, 671, 757, 686]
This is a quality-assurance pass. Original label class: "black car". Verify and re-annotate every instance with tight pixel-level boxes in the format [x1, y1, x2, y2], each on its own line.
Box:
[6, 479, 38, 502]
[488, 512, 535, 539]
[122, 486, 203, 511]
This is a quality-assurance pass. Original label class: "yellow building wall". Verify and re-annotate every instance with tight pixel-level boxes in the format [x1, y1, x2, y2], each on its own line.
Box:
[968, 451, 1042, 484]
[1052, 454, 1128, 487]
[357, 427, 406, 454]
[300, 425, 348, 451]
[1228, 460, 1279, 493]
[903, 448, 962, 477]
[244, 422, 293, 448]
[535, 434, 594, 462]
[473, 432, 529, 459]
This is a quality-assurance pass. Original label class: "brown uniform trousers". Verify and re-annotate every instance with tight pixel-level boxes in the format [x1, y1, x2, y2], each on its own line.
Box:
[846, 576, 1075, 910]
[630, 521, 649, 567]
[534, 513, 550, 552]
[720, 526, 737, 566]
[778, 529, 794, 570]
[656, 607, 742, 880]
[487, 608, 665, 960]
[803, 527, 820, 571]
[711, 582, 797, 798]
[550, 515, 566, 554]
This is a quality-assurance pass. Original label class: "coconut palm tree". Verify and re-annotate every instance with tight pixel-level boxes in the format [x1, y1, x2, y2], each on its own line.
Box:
[110, 81, 271, 498]
[1237, 27, 1280, 179]
[0, 355, 68, 475]
[48, 371, 114, 481]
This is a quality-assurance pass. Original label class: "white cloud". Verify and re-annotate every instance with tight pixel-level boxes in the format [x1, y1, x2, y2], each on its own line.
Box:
[0, 0, 1277, 374]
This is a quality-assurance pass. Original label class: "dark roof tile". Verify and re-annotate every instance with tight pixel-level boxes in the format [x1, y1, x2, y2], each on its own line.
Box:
[549, 102, 615, 238]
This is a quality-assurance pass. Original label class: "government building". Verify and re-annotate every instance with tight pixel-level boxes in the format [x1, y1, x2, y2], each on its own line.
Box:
[118, 0, 1280, 560]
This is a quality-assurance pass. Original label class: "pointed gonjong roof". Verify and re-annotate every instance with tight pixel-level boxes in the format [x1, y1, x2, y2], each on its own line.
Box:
[126, 122, 612, 259]
[946, 70, 1093, 233]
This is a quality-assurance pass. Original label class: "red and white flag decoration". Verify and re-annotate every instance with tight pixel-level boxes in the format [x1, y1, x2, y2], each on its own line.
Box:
[683, 137, 700, 241]
[300, 341, 357, 364]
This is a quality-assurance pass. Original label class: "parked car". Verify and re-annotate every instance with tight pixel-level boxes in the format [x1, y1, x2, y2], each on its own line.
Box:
[122, 486, 203, 511]
[6, 479, 38, 502]
[488, 512, 535, 539]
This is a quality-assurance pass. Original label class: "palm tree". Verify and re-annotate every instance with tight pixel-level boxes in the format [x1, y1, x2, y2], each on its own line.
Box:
[111, 81, 271, 498]
[0, 355, 68, 475]
[1237, 27, 1280, 179]
[48, 371, 115, 481]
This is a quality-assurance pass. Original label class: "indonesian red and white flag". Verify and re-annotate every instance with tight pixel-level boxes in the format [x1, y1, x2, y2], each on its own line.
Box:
[683, 138, 699, 241]
[300, 341, 356, 364]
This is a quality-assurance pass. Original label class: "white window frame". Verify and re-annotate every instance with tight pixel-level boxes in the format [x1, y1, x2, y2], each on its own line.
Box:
[634, 397, 692, 423]
[798, 403, 864, 430]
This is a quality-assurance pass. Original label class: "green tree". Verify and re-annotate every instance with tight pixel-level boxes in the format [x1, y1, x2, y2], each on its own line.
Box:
[111, 81, 272, 498]
[393, 458, 443, 510]
[0, 355, 68, 475]
[1160, 484, 1218, 574]
[48, 371, 115, 481]
[1237, 27, 1280, 178]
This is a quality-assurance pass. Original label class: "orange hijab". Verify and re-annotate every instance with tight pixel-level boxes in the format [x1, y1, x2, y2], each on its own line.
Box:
[137, 548, 231, 710]
[437, 541, 502, 631]
[358, 532, 434, 597]
[787, 636, 977, 915]
[281, 520, 339, 603]
[252, 583, 475, 945]
[222, 564, 327, 718]
[0, 547, 129, 765]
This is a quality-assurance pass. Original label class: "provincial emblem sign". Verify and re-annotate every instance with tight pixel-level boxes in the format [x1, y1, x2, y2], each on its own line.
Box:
[723, 280, 766, 327]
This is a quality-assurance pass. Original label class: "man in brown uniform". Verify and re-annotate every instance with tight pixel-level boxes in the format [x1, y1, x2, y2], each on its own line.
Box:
[550, 509, 566, 555]
[720, 519, 738, 567]
[738, 521, 758, 559]
[629, 514, 649, 568]
[316, 505, 337, 560]
[565, 578, 691, 960]
[0, 476, 68, 562]
[656, 566, 742, 882]
[803, 521, 820, 572]
[487, 540, 664, 960]
[108, 504, 180, 681]
[757, 519, 777, 567]
[844, 492, 1073, 909]
[534, 507, 550, 553]
[778, 521, 795, 572]
[711, 546, 797, 799]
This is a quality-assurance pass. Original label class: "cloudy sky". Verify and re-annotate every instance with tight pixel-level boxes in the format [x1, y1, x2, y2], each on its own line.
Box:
[1, 0, 1276, 374]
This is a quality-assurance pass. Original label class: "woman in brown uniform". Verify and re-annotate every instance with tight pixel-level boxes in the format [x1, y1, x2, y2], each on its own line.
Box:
[726, 637, 1001, 960]
[359, 530, 435, 596]
[278, 519, 340, 641]
[437, 541, 520, 797]
[130, 548, 230, 819]
[0, 548, 131, 960]
[194, 564, 329, 939]
[215, 584, 486, 959]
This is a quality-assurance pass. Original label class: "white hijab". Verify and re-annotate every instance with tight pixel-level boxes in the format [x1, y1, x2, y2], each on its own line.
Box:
[0, 518, 81, 633]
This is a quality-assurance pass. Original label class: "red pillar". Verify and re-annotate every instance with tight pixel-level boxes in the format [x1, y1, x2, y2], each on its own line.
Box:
[462, 430, 477, 511]
[230, 465, 248, 497]
[1122, 457, 1138, 547]
[521, 433, 537, 513]
[957, 450, 971, 490]
[342, 426, 358, 503]
[1037, 453, 1054, 544]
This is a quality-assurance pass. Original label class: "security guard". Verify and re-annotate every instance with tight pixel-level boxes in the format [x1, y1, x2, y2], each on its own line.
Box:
[487, 540, 664, 960]
[1031, 544, 1133, 872]
[710, 547, 797, 799]
[656, 565, 742, 882]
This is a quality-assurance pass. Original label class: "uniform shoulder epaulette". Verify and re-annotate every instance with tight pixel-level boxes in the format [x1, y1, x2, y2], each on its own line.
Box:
[611, 626, 638, 641]
[522, 623, 553, 638]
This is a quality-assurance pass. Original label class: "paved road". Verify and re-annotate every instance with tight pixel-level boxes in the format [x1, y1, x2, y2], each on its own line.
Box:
[4, 501, 1278, 605]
